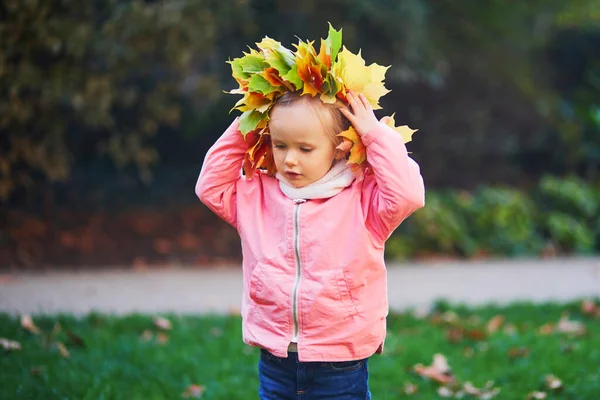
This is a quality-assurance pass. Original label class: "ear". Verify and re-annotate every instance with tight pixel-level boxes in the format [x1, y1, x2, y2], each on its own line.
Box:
[335, 140, 352, 160]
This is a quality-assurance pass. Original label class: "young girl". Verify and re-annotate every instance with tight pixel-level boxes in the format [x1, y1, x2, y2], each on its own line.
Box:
[196, 30, 425, 399]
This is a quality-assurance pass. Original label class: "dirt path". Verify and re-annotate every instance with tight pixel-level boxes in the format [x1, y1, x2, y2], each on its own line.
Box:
[1, 257, 599, 316]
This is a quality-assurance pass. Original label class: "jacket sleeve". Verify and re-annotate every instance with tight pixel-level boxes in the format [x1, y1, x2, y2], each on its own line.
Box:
[361, 122, 425, 243]
[195, 118, 246, 228]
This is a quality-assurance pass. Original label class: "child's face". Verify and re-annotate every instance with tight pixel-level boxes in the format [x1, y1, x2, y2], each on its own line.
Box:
[269, 100, 337, 188]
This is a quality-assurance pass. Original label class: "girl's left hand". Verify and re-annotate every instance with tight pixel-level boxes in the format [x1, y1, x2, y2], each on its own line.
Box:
[340, 91, 380, 137]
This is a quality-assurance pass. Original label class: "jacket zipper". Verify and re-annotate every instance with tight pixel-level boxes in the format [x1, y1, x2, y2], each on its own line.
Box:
[291, 198, 306, 342]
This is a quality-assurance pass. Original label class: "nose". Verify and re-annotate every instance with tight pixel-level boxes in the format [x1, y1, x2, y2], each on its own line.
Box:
[284, 150, 297, 167]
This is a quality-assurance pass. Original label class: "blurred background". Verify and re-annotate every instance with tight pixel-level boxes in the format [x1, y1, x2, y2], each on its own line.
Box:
[1, 0, 599, 270]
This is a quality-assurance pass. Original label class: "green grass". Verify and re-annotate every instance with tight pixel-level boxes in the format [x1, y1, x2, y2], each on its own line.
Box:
[2, 300, 600, 399]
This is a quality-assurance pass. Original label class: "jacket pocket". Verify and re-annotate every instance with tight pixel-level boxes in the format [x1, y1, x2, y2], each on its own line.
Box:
[248, 261, 289, 319]
[334, 270, 360, 319]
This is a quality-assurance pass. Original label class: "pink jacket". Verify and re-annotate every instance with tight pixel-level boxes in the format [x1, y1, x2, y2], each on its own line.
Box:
[196, 118, 425, 361]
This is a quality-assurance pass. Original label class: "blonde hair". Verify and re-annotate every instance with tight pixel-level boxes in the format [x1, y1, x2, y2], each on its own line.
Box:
[270, 92, 351, 145]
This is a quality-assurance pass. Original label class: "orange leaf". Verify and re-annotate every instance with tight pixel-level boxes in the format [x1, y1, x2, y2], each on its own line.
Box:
[56, 341, 70, 358]
[581, 299, 600, 317]
[413, 353, 454, 385]
[21, 315, 40, 335]
[182, 384, 206, 398]
[337, 127, 366, 165]
[487, 315, 504, 334]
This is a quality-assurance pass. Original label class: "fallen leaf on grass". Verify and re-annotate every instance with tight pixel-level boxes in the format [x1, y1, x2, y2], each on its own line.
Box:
[538, 323, 554, 335]
[507, 346, 530, 360]
[30, 366, 45, 376]
[404, 381, 418, 395]
[503, 323, 517, 335]
[527, 391, 547, 399]
[557, 314, 586, 336]
[544, 374, 563, 391]
[182, 384, 205, 398]
[463, 381, 501, 399]
[56, 341, 70, 358]
[413, 353, 454, 385]
[156, 332, 169, 344]
[21, 315, 40, 335]
[1, 338, 21, 351]
[486, 315, 504, 334]
[438, 381, 501, 399]
[581, 299, 600, 318]
[66, 329, 85, 347]
[141, 329, 154, 341]
[153, 316, 172, 331]
[437, 386, 454, 397]
[538, 314, 586, 336]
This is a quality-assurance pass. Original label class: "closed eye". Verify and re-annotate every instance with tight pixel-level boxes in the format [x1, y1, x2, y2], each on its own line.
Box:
[274, 144, 286, 149]
[300, 148, 313, 153]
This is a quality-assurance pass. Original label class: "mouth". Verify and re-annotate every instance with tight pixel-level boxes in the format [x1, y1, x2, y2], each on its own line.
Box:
[285, 171, 302, 180]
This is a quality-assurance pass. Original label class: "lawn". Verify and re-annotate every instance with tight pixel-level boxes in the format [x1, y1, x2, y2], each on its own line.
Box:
[1, 300, 600, 399]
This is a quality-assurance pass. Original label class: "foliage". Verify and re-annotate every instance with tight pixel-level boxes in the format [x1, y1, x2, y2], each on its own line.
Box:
[386, 176, 600, 260]
[535, 175, 599, 253]
[0, 0, 256, 199]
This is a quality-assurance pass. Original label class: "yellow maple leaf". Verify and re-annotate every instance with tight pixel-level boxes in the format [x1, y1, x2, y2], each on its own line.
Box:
[383, 113, 418, 143]
[332, 47, 390, 110]
[337, 126, 366, 164]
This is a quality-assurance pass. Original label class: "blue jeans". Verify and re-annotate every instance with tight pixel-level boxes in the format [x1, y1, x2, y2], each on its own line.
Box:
[258, 349, 371, 399]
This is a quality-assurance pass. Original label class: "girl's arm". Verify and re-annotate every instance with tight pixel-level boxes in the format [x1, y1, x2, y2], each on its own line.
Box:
[361, 123, 425, 241]
[195, 118, 245, 227]
[340, 91, 425, 242]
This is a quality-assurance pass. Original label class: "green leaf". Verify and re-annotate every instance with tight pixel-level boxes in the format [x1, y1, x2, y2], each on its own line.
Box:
[325, 22, 342, 62]
[238, 53, 268, 73]
[228, 58, 250, 81]
[265, 53, 292, 77]
[248, 74, 281, 95]
[282, 64, 303, 91]
[239, 110, 265, 135]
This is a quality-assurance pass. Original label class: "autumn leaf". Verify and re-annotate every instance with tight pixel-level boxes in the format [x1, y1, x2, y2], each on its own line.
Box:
[182, 384, 206, 398]
[1, 338, 21, 351]
[294, 41, 325, 96]
[544, 374, 563, 391]
[331, 47, 390, 109]
[56, 341, 70, 358]
[140, 330, 154, 342]
[383, 113, 418, 143]
[238, 110, 266, 136]
[557, 314, 586, 336]
[527, 391, 547, 399]
[255, 37, 295, 77]
[403, 381, 418, 395]
[66, 329, 85, 347]
[413, 353, 454, 385]
[156, 332, 169, 344]
[153, 316, 172, 331]
[581, 299, 600, 317]
[487, 315, 505, 334]
[21, 315, 40, 335]
[337, 127, 366, 164]
[507, 346, 530, 360]
[463, 381, 501, 399]
[30, 366, 45, 376]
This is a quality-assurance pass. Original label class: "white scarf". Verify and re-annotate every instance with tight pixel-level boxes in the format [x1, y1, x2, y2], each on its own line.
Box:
[276, 160, 356, 200]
